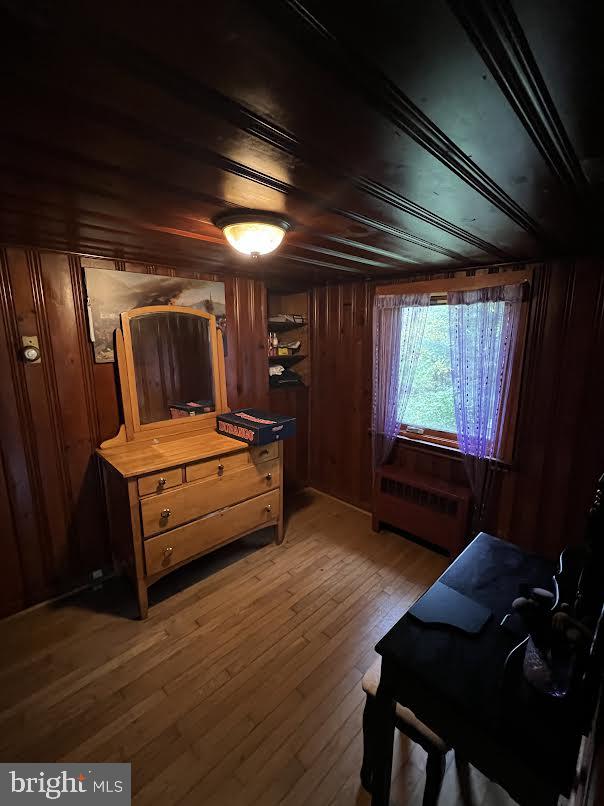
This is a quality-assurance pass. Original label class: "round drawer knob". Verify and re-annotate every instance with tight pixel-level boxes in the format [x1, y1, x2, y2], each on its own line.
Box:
[265, 504, 272, 513]
[160, 508, 171, 519]
[265, 473, 272, 481]
[158, 477, 167, 487]
[163, 546, 173, 558]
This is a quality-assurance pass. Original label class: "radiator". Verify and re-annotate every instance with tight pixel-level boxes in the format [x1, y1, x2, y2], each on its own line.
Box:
[373, 465, 471, 556]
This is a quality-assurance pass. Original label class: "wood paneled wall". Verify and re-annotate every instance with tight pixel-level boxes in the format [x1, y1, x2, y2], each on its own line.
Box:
[310, 282, 374, 509]
[0, 247, 268, 617]
[269, 387, 309, 490]
[309, 259, 604, 558]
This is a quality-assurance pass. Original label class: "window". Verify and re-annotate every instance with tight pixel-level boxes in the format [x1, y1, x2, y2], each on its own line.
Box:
[400, 301, 458, 447]
[384, 272, 531, 460]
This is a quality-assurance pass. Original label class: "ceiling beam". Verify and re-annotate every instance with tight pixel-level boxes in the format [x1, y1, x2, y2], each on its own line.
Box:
[268, 0, 561, 248]
[448, 0, 587, 195]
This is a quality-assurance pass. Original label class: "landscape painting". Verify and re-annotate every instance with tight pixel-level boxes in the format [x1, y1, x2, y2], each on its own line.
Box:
[84, 268, 227, 363]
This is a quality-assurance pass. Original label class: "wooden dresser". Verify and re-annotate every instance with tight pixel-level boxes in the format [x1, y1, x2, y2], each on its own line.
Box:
[96, 304, 284, 618]
[98, 432, 283, 618]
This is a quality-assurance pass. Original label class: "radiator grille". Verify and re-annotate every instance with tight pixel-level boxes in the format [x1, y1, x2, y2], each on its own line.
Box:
[380, 476, 458, 517]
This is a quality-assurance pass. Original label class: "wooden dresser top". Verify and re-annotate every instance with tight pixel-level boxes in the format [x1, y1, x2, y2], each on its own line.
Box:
[97, 431, 248, 478]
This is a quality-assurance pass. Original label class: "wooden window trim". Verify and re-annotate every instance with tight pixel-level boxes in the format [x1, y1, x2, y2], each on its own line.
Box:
[375, 268, 532, 297]
[386, 269, 532, 465]
[399, 425, 459, 449]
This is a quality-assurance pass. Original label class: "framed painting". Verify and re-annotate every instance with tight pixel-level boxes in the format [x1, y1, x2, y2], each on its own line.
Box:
[84, 268, 227, 363]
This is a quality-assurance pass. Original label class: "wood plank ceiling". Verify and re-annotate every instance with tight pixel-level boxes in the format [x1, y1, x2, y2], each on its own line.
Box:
[0, 0, 602, 289]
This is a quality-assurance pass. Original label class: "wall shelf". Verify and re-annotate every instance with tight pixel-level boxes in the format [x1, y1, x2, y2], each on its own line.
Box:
[269, 384, 309, 391]
[267, 291, 311, 490]
[268, 354, 306, 366]
[268, 320, 307, 333]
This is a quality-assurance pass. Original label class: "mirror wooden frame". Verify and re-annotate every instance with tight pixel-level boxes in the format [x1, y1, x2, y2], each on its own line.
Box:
[101, 305, 228, 448]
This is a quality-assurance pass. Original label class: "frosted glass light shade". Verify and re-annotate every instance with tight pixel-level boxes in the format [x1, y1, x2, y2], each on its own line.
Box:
[223, 221, 285, 256]
[214, 210, 292, 257]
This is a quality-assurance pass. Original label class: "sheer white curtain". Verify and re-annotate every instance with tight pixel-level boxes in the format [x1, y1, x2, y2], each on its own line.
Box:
[372, 293, 430, 467]
[448, 283, 524, 525]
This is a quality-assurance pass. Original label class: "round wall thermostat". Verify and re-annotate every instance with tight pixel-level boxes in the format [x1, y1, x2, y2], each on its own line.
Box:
[21, 344, 41, 363]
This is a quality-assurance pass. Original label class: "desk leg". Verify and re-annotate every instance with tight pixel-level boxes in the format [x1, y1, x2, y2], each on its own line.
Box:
[371, 665, 396, 806]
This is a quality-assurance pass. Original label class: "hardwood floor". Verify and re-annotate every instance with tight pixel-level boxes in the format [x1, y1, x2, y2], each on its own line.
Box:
[0, 489, 518, 805]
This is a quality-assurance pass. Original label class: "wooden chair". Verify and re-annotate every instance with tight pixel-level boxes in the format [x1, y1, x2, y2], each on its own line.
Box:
[361, 658, 450, 805]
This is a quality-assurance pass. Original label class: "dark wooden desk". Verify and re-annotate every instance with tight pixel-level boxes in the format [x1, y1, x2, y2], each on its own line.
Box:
[372, 533, 584, 806]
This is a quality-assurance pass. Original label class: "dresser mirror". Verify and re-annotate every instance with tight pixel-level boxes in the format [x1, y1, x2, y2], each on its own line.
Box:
[109, 305, 228, 444]
[129, 309, 216, 425]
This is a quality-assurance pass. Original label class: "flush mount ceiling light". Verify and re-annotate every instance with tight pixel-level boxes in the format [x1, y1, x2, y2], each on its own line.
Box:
[214, 210, 292, 258]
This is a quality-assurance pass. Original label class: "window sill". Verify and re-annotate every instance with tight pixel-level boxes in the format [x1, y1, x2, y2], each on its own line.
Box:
[396, 433, 464, 459]
[397, 434, 513, 471]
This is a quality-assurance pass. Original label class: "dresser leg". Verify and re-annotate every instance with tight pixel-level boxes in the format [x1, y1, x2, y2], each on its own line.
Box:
[276, 520, 284, 545]
[136, 581, 149, 620]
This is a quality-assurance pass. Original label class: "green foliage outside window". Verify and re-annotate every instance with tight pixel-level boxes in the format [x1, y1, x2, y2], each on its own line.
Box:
[401, 305, 456, 433]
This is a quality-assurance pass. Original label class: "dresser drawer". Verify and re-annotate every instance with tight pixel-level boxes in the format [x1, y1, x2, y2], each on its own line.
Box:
[185, 443, 279, 484]
[144, 489, 279, 576]
[141, 457, 280, 537]
[185, 448, 249, 483]
[250, 443, 279, 464]
[137, 468, 182, 497]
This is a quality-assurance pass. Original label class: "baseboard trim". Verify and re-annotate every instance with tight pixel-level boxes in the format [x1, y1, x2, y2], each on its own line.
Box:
[306, 486, 371, 517]
[0, 572, 116, 624]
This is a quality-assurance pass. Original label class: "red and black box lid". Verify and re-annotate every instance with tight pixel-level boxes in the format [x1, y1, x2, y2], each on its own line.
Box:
[216, 408, 296, 445]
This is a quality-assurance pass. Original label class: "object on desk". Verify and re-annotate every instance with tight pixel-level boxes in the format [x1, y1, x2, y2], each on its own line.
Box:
[168, 399, 215, 418]
[512, 586, 590, 697]
[277, 347, 290, 356]
[217, 408, 296, 445]
[522, 635, 575, 698]
[408, 581, 492, 634]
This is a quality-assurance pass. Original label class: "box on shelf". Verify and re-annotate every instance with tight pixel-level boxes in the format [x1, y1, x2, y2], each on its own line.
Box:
[217, 408, 296, 445]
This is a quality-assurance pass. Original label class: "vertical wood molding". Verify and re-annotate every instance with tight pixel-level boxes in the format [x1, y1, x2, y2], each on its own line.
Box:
[535, 263, 576, 550]
[309, 281, 373, 509]
[26, 249, 74, 576]
[0, 449, 25, 615]
[505, 263, 550, 547]
[0, 249, 28, 614]
[562, 261, 604, 539]
[27, 250, 73, 508]
[0, 248, 53, 601]
[68, 255, 101, 446]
